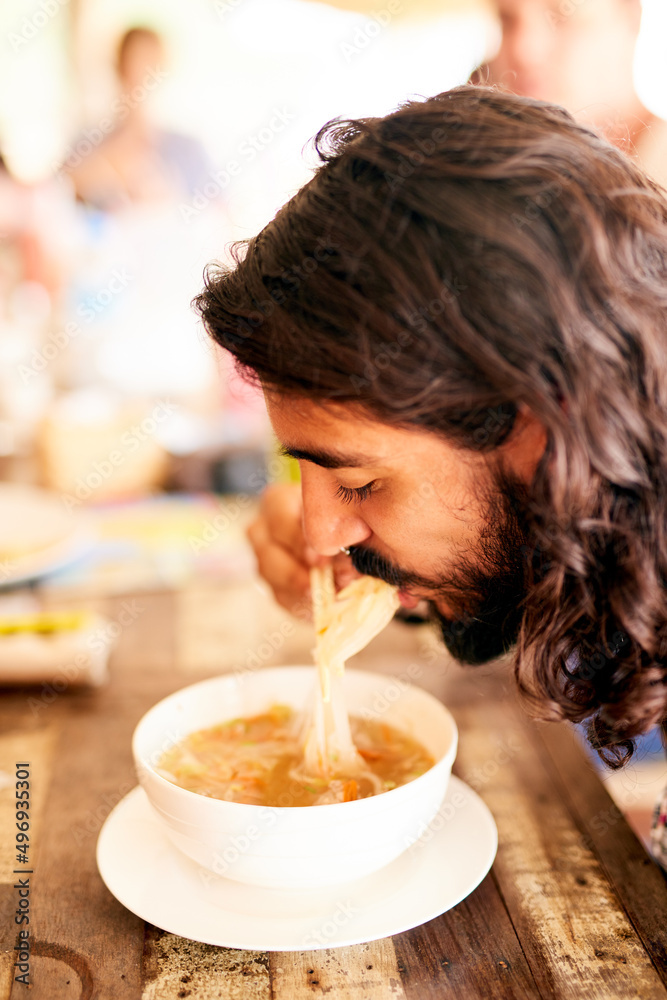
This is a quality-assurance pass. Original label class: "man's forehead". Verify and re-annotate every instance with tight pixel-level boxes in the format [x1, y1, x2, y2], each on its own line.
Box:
[266, 390, 365, 421]
[265, 392, 378, 439]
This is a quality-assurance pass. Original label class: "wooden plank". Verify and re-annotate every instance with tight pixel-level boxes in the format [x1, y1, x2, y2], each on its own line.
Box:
[0, 725, 59, 998]
[4, 592, 180, 1000]
[0, 885, 17, 951]
[0, 952, 14, 1000]
[175, 581, 315, 676]
[393, 872, 544, 999]
[270, 939, 405, 998]
[104, 591, 176, 683]
[535, 721, 667, 983]
[142, 928, 270, 999]
[0, 726, 58, 883]
[9, 704, 145, 1000]
[0, 883, 19, 999]
[19, 946, 95, 998]
[453, 701, 667, 1000]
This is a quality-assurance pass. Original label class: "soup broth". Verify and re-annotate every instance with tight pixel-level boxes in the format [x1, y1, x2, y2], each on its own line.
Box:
[158, 704, 434, 807]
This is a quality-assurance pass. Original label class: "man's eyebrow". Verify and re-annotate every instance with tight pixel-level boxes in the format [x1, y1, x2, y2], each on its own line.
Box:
[278, 444, 374, 469]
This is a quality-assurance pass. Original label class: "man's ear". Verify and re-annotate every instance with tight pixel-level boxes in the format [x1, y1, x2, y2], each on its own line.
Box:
[500, 405, 548, 485]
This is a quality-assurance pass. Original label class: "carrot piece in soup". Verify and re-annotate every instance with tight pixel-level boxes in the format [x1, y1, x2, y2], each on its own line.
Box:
[343, 779, 358, 802]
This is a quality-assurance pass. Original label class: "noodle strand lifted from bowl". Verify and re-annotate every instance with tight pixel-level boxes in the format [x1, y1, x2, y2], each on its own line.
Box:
[298, 565, 401, 797]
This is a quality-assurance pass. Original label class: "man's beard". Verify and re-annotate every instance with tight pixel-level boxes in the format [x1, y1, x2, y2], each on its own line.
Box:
[348, 471, 533, 665]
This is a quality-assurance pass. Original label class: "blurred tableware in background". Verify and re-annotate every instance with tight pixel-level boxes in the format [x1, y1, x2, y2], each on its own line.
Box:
[39, 492, 257, 595]
[0, 481, 94, 588]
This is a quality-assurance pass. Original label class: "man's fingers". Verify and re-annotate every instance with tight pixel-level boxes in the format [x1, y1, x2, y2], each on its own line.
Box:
[246, 482, 339, 615]
[247, 513, 311, 614]
[262, 483, 310, 560]
[273, 586, 314, 620]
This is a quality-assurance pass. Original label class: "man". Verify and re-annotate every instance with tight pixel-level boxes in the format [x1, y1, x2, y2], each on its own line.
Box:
[473, 0, 667, 186]
[194, 87, 667, 781]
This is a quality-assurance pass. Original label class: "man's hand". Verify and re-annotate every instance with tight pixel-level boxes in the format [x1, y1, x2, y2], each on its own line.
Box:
[246, 482, 359, 617]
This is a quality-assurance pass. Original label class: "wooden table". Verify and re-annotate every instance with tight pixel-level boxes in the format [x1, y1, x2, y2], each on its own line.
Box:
[1, 579, 666, 999]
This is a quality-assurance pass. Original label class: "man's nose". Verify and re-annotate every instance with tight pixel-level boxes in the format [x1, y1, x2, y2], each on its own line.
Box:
[300, 465, 371, 556]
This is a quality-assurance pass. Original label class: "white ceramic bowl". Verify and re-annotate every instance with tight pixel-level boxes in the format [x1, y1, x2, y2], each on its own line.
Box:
[132, 666, 458, 890]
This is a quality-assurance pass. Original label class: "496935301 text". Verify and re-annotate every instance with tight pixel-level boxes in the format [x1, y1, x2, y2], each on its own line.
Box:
[13, 762, 32, 986]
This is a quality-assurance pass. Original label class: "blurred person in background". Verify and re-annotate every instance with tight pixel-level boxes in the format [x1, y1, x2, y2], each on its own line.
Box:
[472, 0, 667, 186]
[53, 23, 222, 402]
[50, 25, 252, 500]
[65, 26, 211, 211]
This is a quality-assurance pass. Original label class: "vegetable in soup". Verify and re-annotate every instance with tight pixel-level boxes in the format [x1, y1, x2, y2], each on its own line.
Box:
[157, 704, 434, 806]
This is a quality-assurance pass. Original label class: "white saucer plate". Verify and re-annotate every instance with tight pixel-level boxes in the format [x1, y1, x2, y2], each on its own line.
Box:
[96, 776, 497, 952]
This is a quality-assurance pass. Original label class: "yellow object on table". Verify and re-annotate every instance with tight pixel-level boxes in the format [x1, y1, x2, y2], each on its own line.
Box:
[0, 609, 114, 686]
[0, 610, 94, 634]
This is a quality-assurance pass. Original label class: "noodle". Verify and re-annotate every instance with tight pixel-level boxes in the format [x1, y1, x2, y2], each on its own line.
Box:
[302, 565, 400, 780]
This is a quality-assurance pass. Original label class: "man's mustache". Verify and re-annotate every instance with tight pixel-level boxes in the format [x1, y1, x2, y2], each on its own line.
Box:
[348, 545, 404, 587]
[348, 544, 436, 591]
